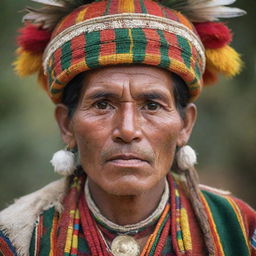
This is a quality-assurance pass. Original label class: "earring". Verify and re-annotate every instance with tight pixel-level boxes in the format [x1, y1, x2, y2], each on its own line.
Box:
[176, 145, 197, 170]
[50, 146, 76, 176]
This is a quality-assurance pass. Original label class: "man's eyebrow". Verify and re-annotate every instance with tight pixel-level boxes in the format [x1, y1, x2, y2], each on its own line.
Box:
[86, 91, 119, 99]
[137, 91, 170, 102]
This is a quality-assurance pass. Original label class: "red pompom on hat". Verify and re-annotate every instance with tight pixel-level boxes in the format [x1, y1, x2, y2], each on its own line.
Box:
[194, 22, 232, 49]
[17, 24, 51, 53]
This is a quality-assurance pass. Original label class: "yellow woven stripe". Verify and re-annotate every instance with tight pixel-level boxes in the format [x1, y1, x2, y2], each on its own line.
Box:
[76, 7, 88, 23]
[143, 54, 161, 65]
[200, 194, 225, 256]
[64, 210, 75, 253]
[128, 28, 134, 54]
[180, 208, 192, 251]
[70, 209, 80, 252]
[169, 58, 195, 83]
[118, 0, 135, 13]
[224, 196, 250, 249]
[99, 53, 133, 65]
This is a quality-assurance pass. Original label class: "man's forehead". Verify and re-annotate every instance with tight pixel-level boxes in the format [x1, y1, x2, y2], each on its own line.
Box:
[82, 65, 174, 91]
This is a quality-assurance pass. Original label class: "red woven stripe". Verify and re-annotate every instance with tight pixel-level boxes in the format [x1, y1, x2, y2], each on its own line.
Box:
[71, 34, 86, 66]
[0, 237, 15, 256]
[134, 0, 142, 13]
[163, 31, 183, 63]
[55, 8, 82, 36]
[164, 9, 179, 22]
[54, 47, 63, 76]
[190, 42, 197, 72]
[143, 28, 161, 65]
[108, 0, 119, 15]
[143, 0, 162, 16]
[100, 30, 116, 56]
[86, 1, 107, 19]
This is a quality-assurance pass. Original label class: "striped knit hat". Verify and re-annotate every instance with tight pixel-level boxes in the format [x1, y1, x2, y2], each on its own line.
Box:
[14, 0, 245, 103]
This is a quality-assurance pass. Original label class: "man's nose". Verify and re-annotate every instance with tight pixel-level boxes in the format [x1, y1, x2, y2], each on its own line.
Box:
[112, 103, 142, 143]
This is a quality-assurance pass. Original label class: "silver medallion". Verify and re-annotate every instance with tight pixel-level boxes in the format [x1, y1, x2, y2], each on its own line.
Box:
[111, 235, 140, 256]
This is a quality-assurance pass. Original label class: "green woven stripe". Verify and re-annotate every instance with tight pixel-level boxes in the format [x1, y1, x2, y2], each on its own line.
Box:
[139, 0, 147, 13]
[162, 236, 173, 254]
[39, 208, 55, 256]
[78, 230, 91, 253]
[47, 55, 55, 86]
[177, 35, 191, 68]
[202, 191, 250, 256]
[195, 63, 201, 79]
[104, 0, 111, 15]
[131, 28, 146, 62]
[157, 30, 170, 69]
[51, 88, 63, 94]
[115, 28, 131, 54]
[85, 31, 100, 68]
[61, 41, 72, 70]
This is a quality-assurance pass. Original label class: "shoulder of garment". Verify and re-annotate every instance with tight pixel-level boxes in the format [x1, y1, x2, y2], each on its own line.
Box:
[0, 178, 69, 256]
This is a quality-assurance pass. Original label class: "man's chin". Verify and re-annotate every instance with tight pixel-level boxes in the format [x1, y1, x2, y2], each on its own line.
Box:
[101, 176, 156, 196]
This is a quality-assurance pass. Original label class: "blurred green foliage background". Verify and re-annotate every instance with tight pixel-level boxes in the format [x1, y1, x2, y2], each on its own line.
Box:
[0, 0, 255, 210]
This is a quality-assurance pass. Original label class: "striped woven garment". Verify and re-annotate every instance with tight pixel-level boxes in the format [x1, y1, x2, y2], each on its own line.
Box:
[44, 0, 205, 103]
[1, 173, 255, 256]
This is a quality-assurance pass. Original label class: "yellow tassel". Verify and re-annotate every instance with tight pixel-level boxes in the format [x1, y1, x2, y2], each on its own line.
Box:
[206, 45, 243, 77]
[13, 48, 43, 77]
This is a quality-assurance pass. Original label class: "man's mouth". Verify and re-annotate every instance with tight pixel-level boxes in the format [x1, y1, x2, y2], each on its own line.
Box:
[106, 154, 149, 166]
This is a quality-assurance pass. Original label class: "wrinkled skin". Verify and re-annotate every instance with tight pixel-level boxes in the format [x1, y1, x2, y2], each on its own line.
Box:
[55, 65, 196, 225]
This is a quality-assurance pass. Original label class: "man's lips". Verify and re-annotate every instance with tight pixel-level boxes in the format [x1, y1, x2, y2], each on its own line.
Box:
[107, 154, 147, 162]
[106, 154, 150, 166]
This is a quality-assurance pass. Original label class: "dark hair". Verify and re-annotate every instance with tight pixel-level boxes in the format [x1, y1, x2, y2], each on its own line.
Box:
[62, 71, 190, 119]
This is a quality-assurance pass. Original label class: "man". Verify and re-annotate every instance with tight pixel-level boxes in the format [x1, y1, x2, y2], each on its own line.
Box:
[0, 0, 255, 255]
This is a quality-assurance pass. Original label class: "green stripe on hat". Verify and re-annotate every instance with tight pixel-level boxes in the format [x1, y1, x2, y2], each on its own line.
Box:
[115, 28, 131, 54]
[177, 35, 191, 69]
[139, 0, 147, 13]
[61, 41, 72, 70]
[131, 28, 146, 63]
[157, 30, 170, 69]
[85, 31, 100, 68]
[202, 190, 250, 256]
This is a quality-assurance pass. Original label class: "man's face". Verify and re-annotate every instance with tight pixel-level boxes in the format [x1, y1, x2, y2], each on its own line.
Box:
[61, 65, 195, 196]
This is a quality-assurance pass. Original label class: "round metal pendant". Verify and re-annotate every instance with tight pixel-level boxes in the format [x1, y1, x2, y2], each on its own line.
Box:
[111, 235, 140, 256]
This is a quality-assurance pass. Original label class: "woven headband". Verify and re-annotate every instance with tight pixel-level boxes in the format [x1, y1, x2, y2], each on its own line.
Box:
[43, 13, 205, 73]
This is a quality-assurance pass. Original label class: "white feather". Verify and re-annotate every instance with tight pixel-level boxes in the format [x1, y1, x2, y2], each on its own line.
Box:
[171, 0, 246, 21]
[30, 0, 65, 7]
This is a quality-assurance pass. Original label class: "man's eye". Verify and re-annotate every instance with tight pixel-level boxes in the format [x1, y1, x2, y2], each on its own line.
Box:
[144, 101, 161, 111]
[94, 100, 113, 110]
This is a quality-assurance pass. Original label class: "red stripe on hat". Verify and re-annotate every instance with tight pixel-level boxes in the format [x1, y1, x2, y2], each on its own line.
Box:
[71, 34, 86, 66]
[163, 31, 183, 63]
[164, 8, 179, 22]
[54, 47, 63, 76]
[108, 0, 119, 15]
[143, 0, 162, 16]
[55, 8, 82, 36]
[143, 28, 161, 65]
[100, 30, 116, 56]
[134, 0, 142, 13]
[86, 1, 107, 19]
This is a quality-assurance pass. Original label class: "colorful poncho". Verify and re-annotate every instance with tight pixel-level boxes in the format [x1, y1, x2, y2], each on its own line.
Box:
[0, 172, 255, 256]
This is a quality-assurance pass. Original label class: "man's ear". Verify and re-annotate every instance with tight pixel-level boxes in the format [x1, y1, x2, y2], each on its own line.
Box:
[177, 103, 197, 147]
[55, 104, 76, 148]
